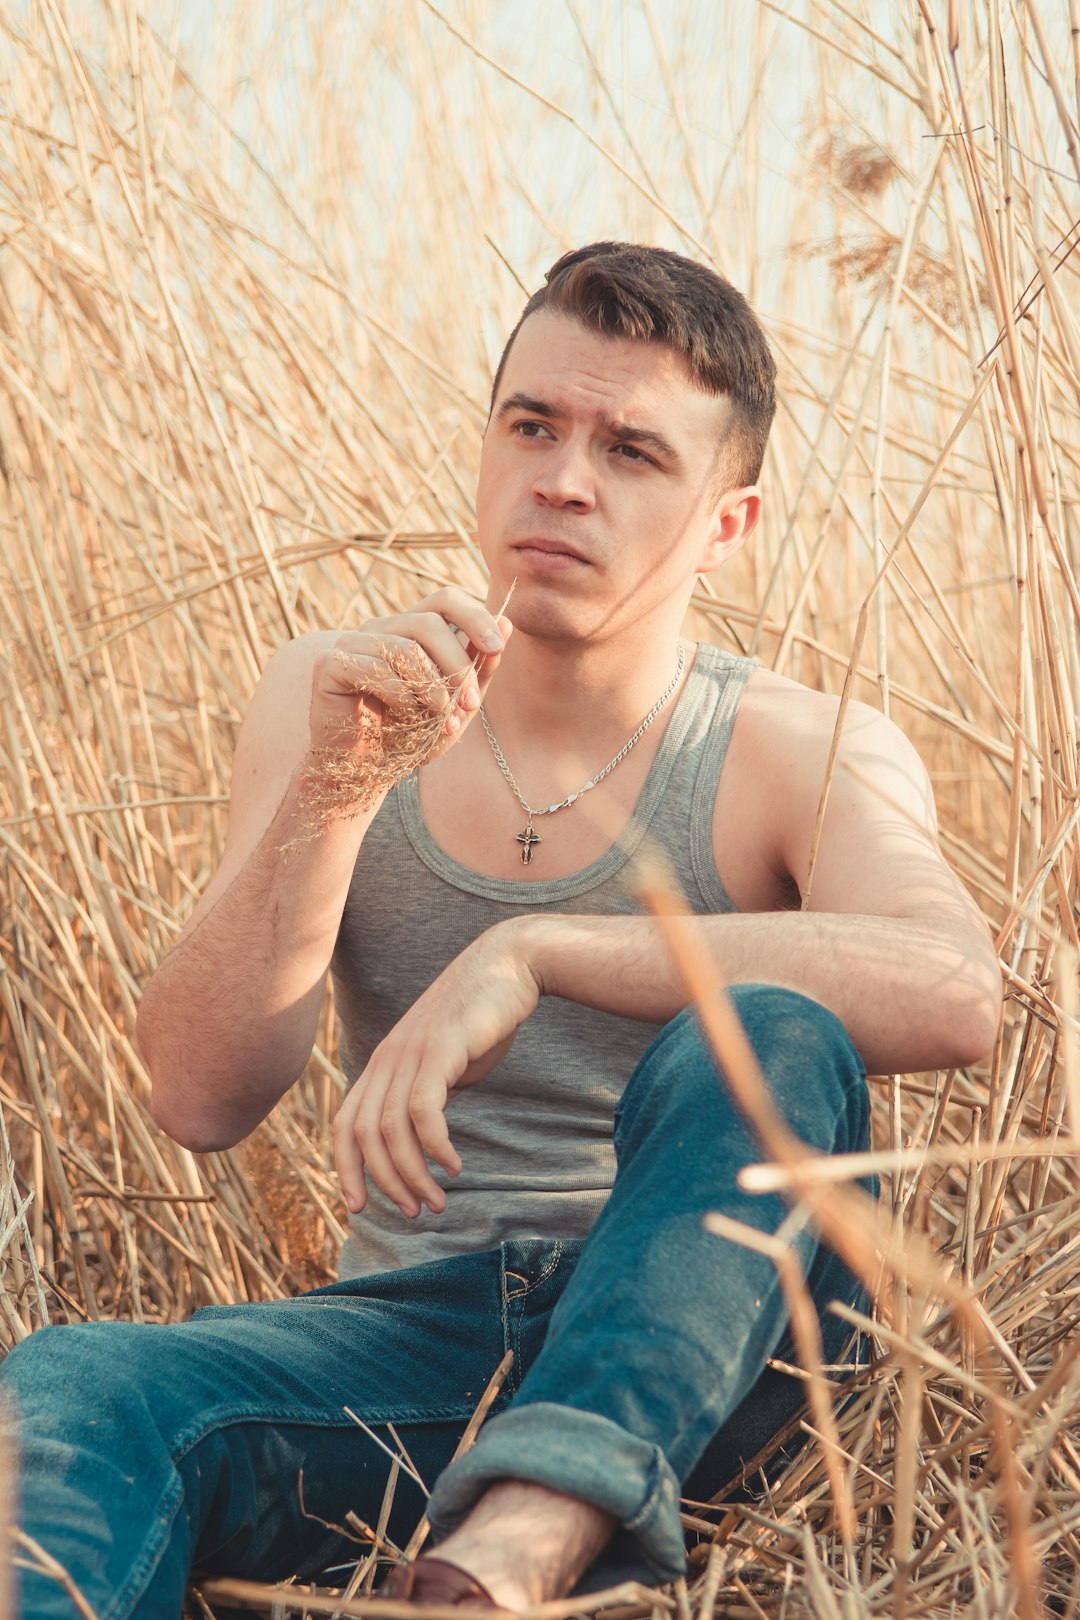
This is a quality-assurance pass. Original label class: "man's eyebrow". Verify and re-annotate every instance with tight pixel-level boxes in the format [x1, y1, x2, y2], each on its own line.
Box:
[495, 392, 558, 421]
[495, 393, 682, 464]
[600, 415, 681, 464]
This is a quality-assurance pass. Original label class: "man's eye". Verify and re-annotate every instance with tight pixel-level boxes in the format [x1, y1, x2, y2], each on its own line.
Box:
[514, 420, 551, 440]
[614, 443, 650, 463]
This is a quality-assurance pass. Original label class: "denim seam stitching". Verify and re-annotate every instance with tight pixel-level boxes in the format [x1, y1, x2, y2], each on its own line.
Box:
[100, 1470, 184, 1620]
[509, 1241, 563, 1374]
[520, 1239, 563, 1297]
[504, 1270, 529, 1301]
[621, 1449, 670, 1534]
[500, 1269, 518, 1393]
[514, 1284, 531, 1382]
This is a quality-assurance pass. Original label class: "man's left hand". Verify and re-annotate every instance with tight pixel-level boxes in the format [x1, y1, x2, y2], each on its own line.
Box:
[333, 921, 540, 1218]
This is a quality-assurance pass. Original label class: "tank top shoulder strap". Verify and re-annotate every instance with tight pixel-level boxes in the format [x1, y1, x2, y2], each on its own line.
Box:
[678, 642, 756, 915]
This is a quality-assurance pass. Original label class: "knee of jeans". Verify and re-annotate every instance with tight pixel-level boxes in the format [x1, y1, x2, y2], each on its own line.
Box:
[727, 983, 868, 1150]
[614, 987, 867, 1157]
[1, 1321, 147, 1416]
[727, 982, 857, 1052]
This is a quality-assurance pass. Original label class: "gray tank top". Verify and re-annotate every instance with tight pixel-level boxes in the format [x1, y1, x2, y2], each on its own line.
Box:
[333, 642, 752, 1278]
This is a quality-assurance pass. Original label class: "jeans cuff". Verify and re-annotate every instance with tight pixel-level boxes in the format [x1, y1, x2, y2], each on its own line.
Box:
[426, 1403, 687, 1582]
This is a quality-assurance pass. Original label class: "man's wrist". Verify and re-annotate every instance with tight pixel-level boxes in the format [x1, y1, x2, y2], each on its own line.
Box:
[292, 748, 387, 837]
[493, 914, 559, 1000]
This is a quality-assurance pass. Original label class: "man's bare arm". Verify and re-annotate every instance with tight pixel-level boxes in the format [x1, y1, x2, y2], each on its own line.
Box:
[137, 594, 509, 1152]
[519, 904, 1000, 1075]
[525, 693, 1002, 1072]
[138, 747, 378, 1152]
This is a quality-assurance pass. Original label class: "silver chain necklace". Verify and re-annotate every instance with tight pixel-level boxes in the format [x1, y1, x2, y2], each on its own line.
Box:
[478, 641, 686, 864]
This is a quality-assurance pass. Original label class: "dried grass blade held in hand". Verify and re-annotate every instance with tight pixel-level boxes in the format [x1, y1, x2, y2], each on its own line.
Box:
[296, 582, 516, 839]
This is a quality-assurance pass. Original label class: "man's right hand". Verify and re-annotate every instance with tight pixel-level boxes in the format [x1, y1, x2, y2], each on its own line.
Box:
[309, 588, 512, 763]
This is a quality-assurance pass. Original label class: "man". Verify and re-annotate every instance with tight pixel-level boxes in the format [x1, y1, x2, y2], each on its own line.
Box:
[1, 243, 1001, 1616]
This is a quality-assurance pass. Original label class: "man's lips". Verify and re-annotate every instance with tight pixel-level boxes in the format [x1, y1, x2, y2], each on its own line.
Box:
[510, 537, 591, 564]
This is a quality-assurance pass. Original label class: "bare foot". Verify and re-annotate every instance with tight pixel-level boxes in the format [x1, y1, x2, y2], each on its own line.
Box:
[431, 1480, 616, 1609]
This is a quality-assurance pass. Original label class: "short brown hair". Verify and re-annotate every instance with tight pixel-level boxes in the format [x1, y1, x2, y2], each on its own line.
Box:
[490, 241, 777, 489]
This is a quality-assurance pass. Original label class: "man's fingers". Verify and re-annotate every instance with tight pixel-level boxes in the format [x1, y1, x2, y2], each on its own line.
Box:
[375, 1090, 446, 1216]
[408, 1080, 463, 1181]
[322, 638, 452, 714]
[473, 619, 513, 706]
[420, 590, 509, 661]
[315, 603, 511, 762]
[382, 613, 497, 705]
[332, 1094, 369, 1214]
[355, 1105, 423, 1218]
[322, 629, 483, 730]
[344, 1047, 465, 1218]
[351, 1057, 440, 1218]
[392, 607, 512, 718]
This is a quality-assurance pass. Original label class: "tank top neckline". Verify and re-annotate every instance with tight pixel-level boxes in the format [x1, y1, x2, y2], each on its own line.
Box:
[397, 641, 736, 904]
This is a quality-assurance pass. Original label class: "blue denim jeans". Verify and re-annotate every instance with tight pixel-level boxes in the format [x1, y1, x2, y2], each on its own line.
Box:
[1, 987, 870, 1618]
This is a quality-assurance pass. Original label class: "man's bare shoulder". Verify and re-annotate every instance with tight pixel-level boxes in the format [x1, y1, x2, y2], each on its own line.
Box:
[713, 661, 939, 911]
[739, 663, 876, 730]
[737, 665, 929, 787]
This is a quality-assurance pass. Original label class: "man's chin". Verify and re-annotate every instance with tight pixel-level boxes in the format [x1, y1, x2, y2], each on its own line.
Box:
[498, 597, 605, 646]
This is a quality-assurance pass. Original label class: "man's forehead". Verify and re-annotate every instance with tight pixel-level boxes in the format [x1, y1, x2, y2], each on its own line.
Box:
[495, 311, 731, 435]
[501, 310, 680, 387]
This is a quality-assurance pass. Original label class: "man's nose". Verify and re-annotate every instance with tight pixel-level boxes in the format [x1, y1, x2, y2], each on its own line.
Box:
[531, 443, 595, 512]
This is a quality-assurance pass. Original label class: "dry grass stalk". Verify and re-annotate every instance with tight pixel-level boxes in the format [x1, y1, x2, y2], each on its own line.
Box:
[704, 1213, 857, 1549]
[0, 1, 1077, 1616]
[640, 871, 1040, 1617]
[290, 583, 515, 842]
[10, 1531, 98, 1620]
[195, 1576, 664, 1620]
[401, 1349, 515, 1565]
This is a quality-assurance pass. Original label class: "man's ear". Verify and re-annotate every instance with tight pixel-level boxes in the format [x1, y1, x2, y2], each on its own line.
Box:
[697, 486, 762, 574]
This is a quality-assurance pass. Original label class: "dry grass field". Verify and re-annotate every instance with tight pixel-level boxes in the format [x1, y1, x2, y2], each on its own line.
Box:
[1, 1, 1078, 1614]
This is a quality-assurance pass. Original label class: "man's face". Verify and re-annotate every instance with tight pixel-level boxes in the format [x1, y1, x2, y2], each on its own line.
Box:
[476, 310, 756, 644]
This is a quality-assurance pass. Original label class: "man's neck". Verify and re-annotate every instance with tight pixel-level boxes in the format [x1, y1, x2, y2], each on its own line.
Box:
[479, 625, 688, 759]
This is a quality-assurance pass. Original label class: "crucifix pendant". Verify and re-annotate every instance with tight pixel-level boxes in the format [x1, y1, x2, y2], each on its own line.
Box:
[516, 822, 542, 864]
